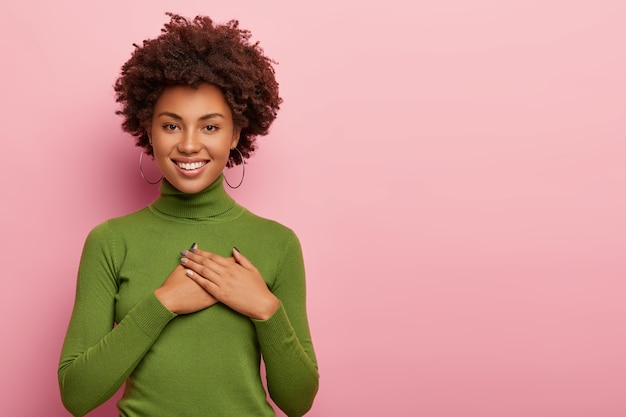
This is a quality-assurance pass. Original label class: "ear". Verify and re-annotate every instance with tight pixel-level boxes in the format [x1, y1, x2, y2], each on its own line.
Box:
[231, 127, 241, 149]
[145, 127, 153, 145]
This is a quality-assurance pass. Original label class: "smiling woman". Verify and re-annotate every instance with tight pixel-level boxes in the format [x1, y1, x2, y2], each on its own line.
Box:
[57, 13, 318, 417]
[148, 84, 241, 194]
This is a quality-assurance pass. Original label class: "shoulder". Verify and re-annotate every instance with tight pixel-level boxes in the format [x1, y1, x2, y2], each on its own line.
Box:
[86, 207, 154, 237]
[240, 209, 300, 242]
[234, 210, 304, 263]
[83, 207, 152, 249]
[235, 211, 305, 285]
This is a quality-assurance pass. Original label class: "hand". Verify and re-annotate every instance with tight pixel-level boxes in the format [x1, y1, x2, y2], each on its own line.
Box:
[180, 247, 279, 320]
[154, 264, 219, 314]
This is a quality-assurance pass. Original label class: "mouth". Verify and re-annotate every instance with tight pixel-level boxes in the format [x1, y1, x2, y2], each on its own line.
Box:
[175, 160, 208, 171]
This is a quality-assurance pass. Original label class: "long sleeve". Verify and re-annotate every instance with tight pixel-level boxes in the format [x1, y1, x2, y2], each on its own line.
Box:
[59, 181, 320, 416]
[58, 222, 176, 417]
[253, 233, 319, 417]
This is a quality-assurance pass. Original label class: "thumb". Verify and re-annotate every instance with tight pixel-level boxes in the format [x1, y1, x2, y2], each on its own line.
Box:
[232, 247, 254, 268]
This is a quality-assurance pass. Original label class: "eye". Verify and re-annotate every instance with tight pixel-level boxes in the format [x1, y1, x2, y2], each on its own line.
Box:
[163, 123, 179, 131]
[203, 125, 218, 132]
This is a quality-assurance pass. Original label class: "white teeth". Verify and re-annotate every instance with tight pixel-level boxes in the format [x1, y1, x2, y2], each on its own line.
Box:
[177, 161, 207, 170]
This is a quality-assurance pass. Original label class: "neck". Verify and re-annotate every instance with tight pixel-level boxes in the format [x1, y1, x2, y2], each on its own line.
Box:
[151, 174, 241, 220]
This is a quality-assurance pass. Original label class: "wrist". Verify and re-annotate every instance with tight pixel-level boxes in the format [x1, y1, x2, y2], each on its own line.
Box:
[252, 294, 280, 321]
[154, 287, 177, 314]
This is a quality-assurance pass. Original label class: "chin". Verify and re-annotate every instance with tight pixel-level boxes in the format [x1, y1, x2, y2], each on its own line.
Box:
[167, 175, 219, 194]
[173, 182, 207, 194]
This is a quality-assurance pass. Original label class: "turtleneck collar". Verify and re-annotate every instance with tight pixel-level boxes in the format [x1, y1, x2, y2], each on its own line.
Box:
[150, 174, 243, 221]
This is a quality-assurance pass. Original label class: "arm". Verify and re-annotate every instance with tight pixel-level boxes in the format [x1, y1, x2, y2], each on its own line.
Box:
[180, 234, 319, 416]
[252, 233, 319, 417]
[58, 222, 177, 417]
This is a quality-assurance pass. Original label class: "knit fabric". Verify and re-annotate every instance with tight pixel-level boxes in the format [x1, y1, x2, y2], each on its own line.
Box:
[59, 175, 319, 417]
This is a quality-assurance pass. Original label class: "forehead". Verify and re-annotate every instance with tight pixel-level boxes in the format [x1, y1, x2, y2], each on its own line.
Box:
[153, 83, 232, 118]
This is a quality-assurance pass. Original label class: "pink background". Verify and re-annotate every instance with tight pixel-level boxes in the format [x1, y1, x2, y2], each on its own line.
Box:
[1, 1, 625, 416]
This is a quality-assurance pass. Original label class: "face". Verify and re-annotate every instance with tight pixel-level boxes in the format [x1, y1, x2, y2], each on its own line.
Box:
[147, 83, 240, 194]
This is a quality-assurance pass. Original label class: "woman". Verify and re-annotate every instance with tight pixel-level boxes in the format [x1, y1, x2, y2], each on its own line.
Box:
[58, 13, 319, 417]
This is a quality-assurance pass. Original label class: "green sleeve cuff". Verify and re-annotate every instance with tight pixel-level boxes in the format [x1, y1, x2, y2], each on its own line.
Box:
[252, 302, 296, 348]
[129, 292, 178, 339]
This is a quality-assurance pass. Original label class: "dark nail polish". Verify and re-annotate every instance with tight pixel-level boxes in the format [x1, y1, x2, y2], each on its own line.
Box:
[189, 242, 197, 253]
[233, 246, 240, 253]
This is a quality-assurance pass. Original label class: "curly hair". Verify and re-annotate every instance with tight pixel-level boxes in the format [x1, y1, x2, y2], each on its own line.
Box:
[114, 13, 282, 166]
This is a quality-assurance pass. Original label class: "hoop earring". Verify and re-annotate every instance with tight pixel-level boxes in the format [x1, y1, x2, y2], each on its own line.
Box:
[224, 148, 245, 189]
[139, 149, 163, 185]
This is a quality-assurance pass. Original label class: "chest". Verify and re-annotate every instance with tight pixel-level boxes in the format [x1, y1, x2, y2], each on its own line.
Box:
[112, 223, 280, 322]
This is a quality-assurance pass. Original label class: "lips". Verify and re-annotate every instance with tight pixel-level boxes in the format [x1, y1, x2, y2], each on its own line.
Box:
[175, 160, 208, 171]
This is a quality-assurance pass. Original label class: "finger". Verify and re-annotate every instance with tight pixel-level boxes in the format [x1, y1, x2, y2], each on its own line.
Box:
[186, 245, 216, 258]
[232, 247, 255, 269]
[181, 256, 225, 283]
[183, 248, 233, 268]
[185, 268, 219, 293]
[181, 251, 224, 273]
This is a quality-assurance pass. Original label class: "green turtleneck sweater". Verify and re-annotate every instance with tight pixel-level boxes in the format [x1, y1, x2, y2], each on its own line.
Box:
[58, 175, 319, 417]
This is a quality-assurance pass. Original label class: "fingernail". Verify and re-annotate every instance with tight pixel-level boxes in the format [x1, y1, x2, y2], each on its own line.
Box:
[233, 246, 241, 253]
[180, 257, 188, 264]
[180, 250, 188, 256]
[189, 242, 197, 253]
[185, 269, 194, 277]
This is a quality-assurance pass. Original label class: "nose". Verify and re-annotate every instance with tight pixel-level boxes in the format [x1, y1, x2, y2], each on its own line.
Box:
[177, 130, 202, 154]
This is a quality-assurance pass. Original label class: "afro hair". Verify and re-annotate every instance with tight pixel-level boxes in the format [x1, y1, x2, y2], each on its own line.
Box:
[114, 13, 282, 166]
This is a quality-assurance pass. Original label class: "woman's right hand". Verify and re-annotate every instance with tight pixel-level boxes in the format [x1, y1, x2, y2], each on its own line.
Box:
[154, 265, 219, 314]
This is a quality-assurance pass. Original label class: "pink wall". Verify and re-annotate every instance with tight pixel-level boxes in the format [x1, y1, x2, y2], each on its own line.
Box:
[1, 1, 625, 416]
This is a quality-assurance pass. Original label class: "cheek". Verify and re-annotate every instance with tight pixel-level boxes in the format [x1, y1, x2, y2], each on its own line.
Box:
[151, 141, 174, 165]
[151, 142, 166, 158]
[208, 138, 235, 157]
[151, 132, 174, 151]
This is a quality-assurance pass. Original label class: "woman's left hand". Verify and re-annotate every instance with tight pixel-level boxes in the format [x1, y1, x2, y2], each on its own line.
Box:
[180, 247, 279, 320]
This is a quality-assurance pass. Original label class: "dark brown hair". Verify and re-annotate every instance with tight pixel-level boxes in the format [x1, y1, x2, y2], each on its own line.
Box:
[114, 13, 282, 166]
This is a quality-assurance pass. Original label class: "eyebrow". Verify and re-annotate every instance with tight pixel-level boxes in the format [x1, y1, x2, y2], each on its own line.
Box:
[156, 112, 225, 121]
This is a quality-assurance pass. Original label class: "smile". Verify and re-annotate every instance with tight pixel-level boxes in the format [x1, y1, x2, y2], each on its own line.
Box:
[176, 161, 208, 170]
